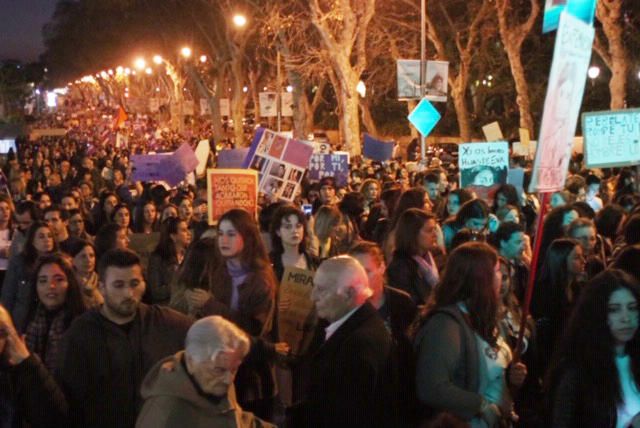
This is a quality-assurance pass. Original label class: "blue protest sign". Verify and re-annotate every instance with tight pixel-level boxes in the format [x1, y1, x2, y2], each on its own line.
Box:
[363, 134, 395, 162]
[131, 154, 165, 182]
[583, 109, 640, 168]
[308, 152, 350, 187]
[218, 148, 249, 168]
[408, 98, 441, 137]
[543, 0, 597, 33]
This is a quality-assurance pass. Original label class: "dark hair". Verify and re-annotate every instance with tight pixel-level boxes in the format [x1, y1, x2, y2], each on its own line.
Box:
[586, 174, 601, 186]
[110, 203, 131, 224]
[596, 204, 626, 241]
[567, 217, 596, 238]
[175, 238, 219, 291]
[217, 209, 270, 271]
[612, 245, 640, 282]
[547, 269, 640, 413]
[430, 242, 500, 346]
[339, 192, 366, 220]
[14, 200, 40, 221]
[269, 205, 308, 256]
[319, 176, 336, 189]
[391, 187, 428, 229]
[29, 253, 86, 322]
[66, 239, 95, 259]
[380, 187, 402, 219]
[492, 184, 519, 212]
[451, 228, 487, 250]
[43, 204, 68, 221]
[494, 222, 524, 248]
[97, 249, 141, 283]
[624, 214, 640, 246]
[95, 223, 124, 262]
[133, 200, 159, 233]
[571, 201, 596, 220]
[536, 206, 577, 270]
[454, 199, 489, 228]
[23, 221, 58, 266]
[153, 217, 186, 262]
[394, 208, 435, 257]
[444, 189, 473, 218]
[258, 201, 287, 233]
[348, 240, 385, 266]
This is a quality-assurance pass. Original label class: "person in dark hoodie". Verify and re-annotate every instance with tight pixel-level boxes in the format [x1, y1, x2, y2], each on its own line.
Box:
[57, 249, 192, 428]
[136, 315, 275, 428]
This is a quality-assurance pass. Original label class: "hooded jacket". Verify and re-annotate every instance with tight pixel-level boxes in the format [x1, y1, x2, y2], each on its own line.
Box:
[136, 352, 275, 428]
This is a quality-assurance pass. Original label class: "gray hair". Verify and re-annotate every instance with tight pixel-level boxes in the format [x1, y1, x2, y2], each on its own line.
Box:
[185, 316, 251, 363]
[317, 255, 372, 302]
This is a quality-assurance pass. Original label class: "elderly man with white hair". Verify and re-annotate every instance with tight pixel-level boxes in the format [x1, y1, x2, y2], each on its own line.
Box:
[288, 255, 400, 428]
[136, 316, 275, 428]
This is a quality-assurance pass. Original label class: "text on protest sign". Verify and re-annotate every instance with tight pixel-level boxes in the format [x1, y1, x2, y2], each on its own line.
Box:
[307, 152, 350, 187]
[207, 169, 258, 224]
[582, 109, 640, 168]
[278, 267, 317, 357]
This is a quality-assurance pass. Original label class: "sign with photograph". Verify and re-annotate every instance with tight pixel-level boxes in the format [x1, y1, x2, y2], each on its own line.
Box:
[242, 128, 315, 201]
[207, 169, 258, 224]
[397, 59, 422, 100]
[583, 109, 640, 168]
[530, 12, 594, 193]
[424, 60, 449, 103]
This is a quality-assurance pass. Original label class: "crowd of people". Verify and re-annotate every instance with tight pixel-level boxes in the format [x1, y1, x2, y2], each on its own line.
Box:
[1, 103, 640, 428]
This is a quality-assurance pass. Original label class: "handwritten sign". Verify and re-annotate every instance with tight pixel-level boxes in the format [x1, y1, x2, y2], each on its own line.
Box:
[278, 267, 317, 357]
[482, 122, 504, 142]
[530, 12, 594, 193]
[459, 142, 509, 188]
[308, 152, 350, 187]
[217, 148, 248, 169]
[582, 109, 640, 168]
[207, 169, 258, 224]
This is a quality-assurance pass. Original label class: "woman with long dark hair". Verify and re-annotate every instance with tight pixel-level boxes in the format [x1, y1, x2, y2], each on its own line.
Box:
[133, 200, 159, 234]
[1, 221, 57, 332]
[269, 205, 317, 281]
[147, 217, 192, 305]
[67, 240, 102, 308]
[91, 191, 118, 232]
[415, 242, 527, 426]
[110, 203, 132, 234]
[442, 199, 490, 250]
[547, 269, 640, 427]
[24, 254, 86, 371]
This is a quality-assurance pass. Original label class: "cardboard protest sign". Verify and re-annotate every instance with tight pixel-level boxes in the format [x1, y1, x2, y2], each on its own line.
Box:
[217, 148, 248, 169]
[129, 232, 160, 272]
[482, 122, 504, 142]
[259, 92, 278, 117]
[519, 128, 531, 150]
[207, 169, 258, 224]
[582, 109, 640, 168]
[397, 59, 422, 100]
[308, 152, 350, 187]
[278, 267, 317, 357]
[543, 0, 597, 34]
[512, 141, 537, 158]
[363, 134, 394, 162]
[530, 12, 594, 193]
[183, 100, 195, 116]
[220, 98, 230, 117]
[195, 140, 211, 175]
[459, 142, 509, 202]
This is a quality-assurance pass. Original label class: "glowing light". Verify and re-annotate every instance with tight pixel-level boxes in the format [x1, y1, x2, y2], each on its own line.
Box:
[286, 85, 293, 93]
[124, 68, 131, 76]
[242, 86, 248, 93]
[46, 92, 57, 107]
[153, 55, 163, 65]
[145, 67, 153, 75]
[233, 14, 247, 27]
[588, 66, 600, 79]
[108, 69, 114, 75]
[100, 71, 109, 79]
[199, 55, 207, 63]
[356, 80, 366, 97]
[116, 66, 124, 74]
[180, 47, 192, 58]
[134, 58, 146, 70]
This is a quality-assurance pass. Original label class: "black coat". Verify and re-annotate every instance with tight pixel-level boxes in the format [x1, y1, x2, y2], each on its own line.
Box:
[386, 252, 435, 305]
[289, 302, 400, 428]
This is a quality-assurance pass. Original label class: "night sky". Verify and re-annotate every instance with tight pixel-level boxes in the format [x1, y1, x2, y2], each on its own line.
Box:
[0, 0, 57, 62]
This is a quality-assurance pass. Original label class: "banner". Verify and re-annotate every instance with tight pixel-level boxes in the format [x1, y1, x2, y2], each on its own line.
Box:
[131, 154, 166, 182]
[259, 92, 278, 117]
[397, 59, 422, 100]
[217, 148, 249, 169]
[512, 141, 537, 158]
[543, 0, 597, 33]
[29, 128, 67, 140]
[363, 134, 394, 162]
[530, 12, 594, 193]
[220, 98, 230, 117]
[583, 109, 640, 168]
[131, 143, 199, 185]
[278, 267, 317, 357]
[195, 140, 211, 175]
[308, 152, 350, 187]
[424, 60, 449, 103]
[242, 128, 315, 201]
[207, 169, 258, 224]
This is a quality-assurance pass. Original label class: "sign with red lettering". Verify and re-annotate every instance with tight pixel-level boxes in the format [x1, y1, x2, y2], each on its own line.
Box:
[207, 169, 258, 224]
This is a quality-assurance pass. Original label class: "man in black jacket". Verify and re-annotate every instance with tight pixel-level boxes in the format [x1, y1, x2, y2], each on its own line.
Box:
[57, 249, 192, 428]
[289, 255, 399, 428]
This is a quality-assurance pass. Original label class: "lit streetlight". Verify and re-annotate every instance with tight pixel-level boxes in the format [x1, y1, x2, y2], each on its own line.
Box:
[356, 80, 366, 97]
[232, 14, 247, 28]
[145, 67, 153, 75]
[134, 58, 146, 70]
[153, 55, 163, 65]
[181, 47, 192, 59]
[286, 85, 293, 93]
[199, 55, 207, 63]
[588, 66, 600, 79]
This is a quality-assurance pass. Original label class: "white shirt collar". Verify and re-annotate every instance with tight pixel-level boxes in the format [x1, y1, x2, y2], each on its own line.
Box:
[324, 305, 362, 341]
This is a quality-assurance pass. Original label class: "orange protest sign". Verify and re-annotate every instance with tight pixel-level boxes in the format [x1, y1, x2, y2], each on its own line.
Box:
[207, 169, 258, 225]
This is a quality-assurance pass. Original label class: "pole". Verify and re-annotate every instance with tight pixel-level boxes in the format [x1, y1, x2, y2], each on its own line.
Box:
[276, 50, 282, 133]
[419, 0, 427, 160]
[514, 191, 550, 362]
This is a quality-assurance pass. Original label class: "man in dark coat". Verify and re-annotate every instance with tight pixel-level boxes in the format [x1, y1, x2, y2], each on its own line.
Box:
[289, 255, 399, 428]
[57, 249, 192, 428]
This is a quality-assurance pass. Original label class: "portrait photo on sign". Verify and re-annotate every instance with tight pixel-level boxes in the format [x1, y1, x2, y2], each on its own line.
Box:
[250, 155, 267, 172]
[269, 162, 287, 179]
[281, 182, 297, 200]
[425, 61, 449, 102]
[460, 165, 508, 188]
[264, 177, 284, 197]
[287, 168, 303, 182]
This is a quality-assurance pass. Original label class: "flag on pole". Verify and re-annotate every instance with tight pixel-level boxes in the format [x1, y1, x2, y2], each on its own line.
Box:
[113, 106, 128, 129]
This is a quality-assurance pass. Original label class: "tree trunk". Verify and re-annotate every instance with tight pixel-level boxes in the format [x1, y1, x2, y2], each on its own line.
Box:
[187, 65, 224, 144]
[596, 0, 628, 109]
[406, 100, 418, 139]
[230, 58, 246, 146]
[360, 99, 378, 137]
[337, 82, 361, 156]
[451, 75, 472, 141]
[507, 50, 535, 134]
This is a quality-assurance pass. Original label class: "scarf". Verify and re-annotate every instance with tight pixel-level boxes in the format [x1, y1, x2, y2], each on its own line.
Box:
[25, 305, 67, 372]
[226, 261, 249, 312]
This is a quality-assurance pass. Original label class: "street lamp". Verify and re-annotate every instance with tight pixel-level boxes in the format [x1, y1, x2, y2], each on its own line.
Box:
[153, 55, 163, 65]
[180, 47, 192, 59]
[199, 55, 207, 63]
[145, 67, 153, 75]
[134, 58, 146, 70]
[588, 66, 600, 79]
[286, 85, 293, 93]
[232, 14, 247, 28]
[356, 80, 366, 97]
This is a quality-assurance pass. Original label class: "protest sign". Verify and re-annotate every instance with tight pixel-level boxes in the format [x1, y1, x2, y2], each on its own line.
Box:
[543, 0, 597, 33]
[282, 92, 293, 117]
[220, 98, 230, 117]
[242, 128, 315, 201]
[29, 128, 67, 140]
[259, 92, 278, 117]
[217, 148, 249, 169]
[207, 169, 258, 224]
[424, 61, 449, 103]
[512, 141, 537, 158]
[195, 140, 211, 175]
[131, 143, 199, 185]
[530, 12, 594, 193]
[507, 168, 525, 193]
[129, 232, 160, 271]
[582, 109, 640, 168]
[308, 152, 350, 187]
[131, 154, 167, 182]
[149, 98, 160, 113]
[397, 59, 422, 100]
[313, 141, 332, 154]
[363, 134, 394, 162]
[278, 267, 317, 357]
[482, 122, 504, 142]
[459, 142, 509, 188]
[519, 128, 531, 151]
